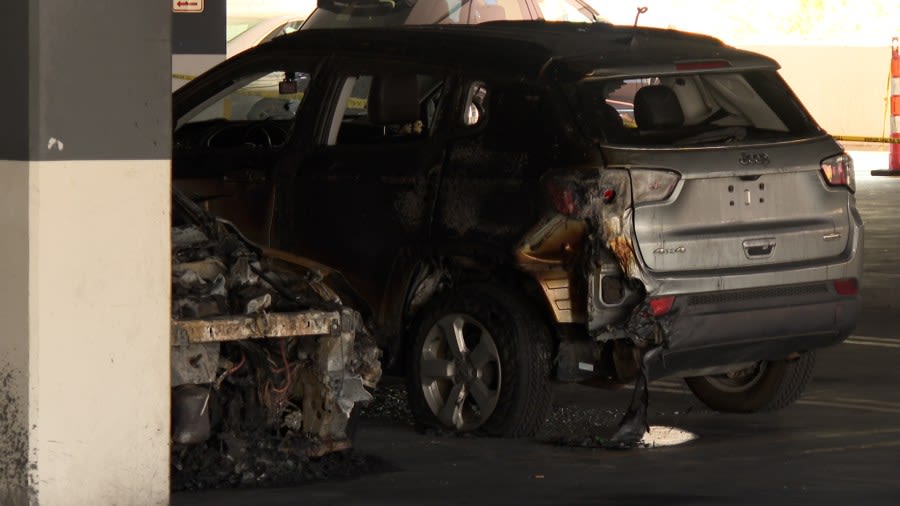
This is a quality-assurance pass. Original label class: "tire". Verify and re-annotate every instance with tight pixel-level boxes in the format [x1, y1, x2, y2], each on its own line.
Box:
[405, 282, 553, 437]
[684, 352, 816, 413]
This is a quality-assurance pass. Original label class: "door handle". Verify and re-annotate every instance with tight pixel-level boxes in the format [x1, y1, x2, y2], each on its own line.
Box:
[742, 238, 776, 258]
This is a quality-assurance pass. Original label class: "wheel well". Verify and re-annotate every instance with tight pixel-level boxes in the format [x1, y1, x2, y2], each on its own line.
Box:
[383, 254, 560, 374]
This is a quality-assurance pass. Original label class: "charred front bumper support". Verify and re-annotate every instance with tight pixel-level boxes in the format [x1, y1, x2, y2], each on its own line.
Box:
[171, 307, 380, 455]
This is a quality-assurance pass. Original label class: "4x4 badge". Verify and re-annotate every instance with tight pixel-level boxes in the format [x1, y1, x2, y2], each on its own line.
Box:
[653, 246, 686, 255]
[739, 152, 770, 166]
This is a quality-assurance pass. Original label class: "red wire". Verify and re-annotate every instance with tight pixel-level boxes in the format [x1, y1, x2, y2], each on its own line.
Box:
[270, 339, 292, 395]
[214, 350, 246, 389]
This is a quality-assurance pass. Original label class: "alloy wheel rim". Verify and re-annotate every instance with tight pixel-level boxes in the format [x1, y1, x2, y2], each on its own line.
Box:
[705, 362, 767, 393]
[419, 313, 502, 431]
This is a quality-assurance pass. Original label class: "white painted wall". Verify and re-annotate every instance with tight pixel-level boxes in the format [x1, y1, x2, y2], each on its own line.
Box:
[750, 45, 893, 139]
[0, 160, 171, 505]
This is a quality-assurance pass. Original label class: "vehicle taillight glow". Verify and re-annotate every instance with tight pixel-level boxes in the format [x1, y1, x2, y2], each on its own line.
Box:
[834, 278, 859, 296]
[602, 188, 616, 204]
[630, 169, 680, 204]
[675, 60, 731, 71]
[649, 296, 676, 317]
[547, 181, 579, 216]
[820, 153, 856, 192]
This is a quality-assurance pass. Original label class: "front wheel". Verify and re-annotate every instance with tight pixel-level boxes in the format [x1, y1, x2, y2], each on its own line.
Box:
[684, 352, 816, 413]
[405, 283, 553, 437]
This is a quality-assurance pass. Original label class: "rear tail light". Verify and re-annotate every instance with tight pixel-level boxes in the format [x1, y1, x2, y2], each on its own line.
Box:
[545, 168, 604, 217]
[820, 153, 855, 192]
[833, 278, 859, 296]
[546, 180, 581, 216]
[631, 169, 680, 204]
[649, 296, 676, 316]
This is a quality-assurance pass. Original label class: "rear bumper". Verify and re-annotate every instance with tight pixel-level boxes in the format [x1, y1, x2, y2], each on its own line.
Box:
[656, 281, 860, 375]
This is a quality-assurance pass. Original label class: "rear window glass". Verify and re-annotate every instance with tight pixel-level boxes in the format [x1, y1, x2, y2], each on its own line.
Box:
[571, 70, 820, 146]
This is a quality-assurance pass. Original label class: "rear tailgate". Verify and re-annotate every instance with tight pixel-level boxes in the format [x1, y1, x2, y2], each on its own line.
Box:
[619, 138, 853, 273]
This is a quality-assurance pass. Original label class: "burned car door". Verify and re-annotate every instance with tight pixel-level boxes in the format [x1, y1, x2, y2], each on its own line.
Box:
[274, 67, 449, 309]
[434, 79, 556, 258]
[173, 55, 321, 245]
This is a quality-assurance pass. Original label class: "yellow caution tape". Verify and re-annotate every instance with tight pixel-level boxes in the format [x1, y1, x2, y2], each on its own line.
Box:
[235, 89, 306, 100]
[834, 135, 900, 144]
[172, 73, 369, 109]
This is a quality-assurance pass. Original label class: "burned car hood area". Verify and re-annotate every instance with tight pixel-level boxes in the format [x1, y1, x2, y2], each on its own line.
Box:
[173, 21, 862, 449]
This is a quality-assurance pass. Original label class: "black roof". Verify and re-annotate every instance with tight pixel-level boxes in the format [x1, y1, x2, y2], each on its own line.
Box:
[260, 21, 779, 81]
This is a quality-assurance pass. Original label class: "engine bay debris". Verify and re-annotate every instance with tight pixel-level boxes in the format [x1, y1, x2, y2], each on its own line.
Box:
[170, 189, 382, 489]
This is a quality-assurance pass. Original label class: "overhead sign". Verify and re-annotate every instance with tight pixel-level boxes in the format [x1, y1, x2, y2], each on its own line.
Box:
[172, 0, 203, 13]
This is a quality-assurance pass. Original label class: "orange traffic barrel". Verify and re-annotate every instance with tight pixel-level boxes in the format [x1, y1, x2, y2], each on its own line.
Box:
[873, 37, 900, 176]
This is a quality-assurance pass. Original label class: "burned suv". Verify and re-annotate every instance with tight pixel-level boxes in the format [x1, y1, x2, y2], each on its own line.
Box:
[173, 22, 862, 445]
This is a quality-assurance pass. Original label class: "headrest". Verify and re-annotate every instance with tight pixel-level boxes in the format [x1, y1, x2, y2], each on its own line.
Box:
[368, 74, 419, 125]
[634, 85, 684, 129]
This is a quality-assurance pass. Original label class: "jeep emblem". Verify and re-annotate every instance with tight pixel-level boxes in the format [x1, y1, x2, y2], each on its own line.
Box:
[739, 152, 770, 166]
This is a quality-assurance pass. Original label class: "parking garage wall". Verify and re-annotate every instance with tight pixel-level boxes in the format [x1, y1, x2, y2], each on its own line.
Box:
[750, 45, 891, 139]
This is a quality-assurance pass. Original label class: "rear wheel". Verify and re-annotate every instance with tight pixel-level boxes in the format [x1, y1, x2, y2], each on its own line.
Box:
[405, 283, 552, 437]
[684, 352, 816, 413]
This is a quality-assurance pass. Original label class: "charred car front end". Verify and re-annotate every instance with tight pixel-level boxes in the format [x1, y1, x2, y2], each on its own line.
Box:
[169, 189, 381, 460]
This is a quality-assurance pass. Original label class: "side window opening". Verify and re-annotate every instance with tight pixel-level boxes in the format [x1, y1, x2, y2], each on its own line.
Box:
[328, 73, 445, 146]
[175, 69, 311, 150]
[449, 79, 557, 176]
[180, 71, 310, 126]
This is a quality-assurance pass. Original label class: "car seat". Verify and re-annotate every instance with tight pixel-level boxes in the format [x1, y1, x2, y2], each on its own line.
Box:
[633, 85, 684, 130]
[368, 74, 420, 126]
[632, 84, 686, 143]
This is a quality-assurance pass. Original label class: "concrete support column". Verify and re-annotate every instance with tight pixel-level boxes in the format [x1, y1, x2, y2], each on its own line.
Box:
[0, 1, 171, 504]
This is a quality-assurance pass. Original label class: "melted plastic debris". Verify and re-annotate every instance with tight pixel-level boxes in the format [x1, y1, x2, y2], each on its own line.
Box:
[641, 425, 698, 448]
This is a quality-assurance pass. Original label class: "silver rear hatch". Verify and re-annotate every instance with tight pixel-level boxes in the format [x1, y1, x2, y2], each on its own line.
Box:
[620, 139, 853, 273]
[571, 66, 855, 275]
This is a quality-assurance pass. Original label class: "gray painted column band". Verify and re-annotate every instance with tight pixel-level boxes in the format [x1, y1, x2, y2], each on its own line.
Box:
[173, 1, 226, 55]
[0, 0, 171, 161]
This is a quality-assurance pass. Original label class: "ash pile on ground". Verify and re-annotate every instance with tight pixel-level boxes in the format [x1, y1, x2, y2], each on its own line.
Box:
[173, 379, 695, 491]
[358, 379, 698, 448]
[358, 380, 628, 444]
[171, 430, 384, 491]
[171, 380, 418, 491]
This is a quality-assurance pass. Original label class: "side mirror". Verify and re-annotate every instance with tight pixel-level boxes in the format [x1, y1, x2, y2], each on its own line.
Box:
[463, 82, 487, 127]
